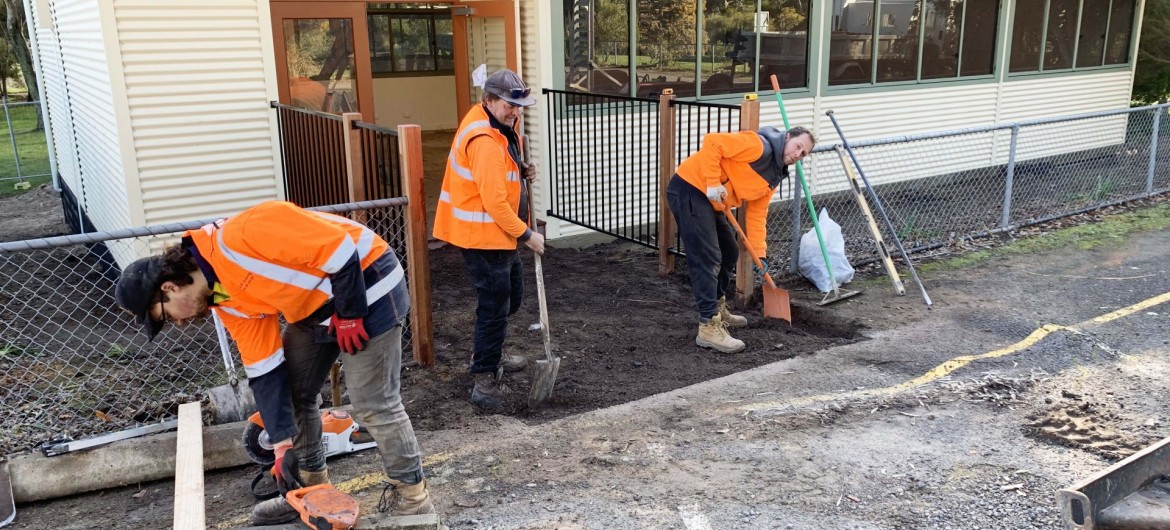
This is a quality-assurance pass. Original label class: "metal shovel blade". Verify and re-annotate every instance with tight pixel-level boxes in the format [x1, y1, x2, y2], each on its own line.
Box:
[0, 459, 15, 528]
[762, 281, 792, 323]
[527, 356, 561, 409]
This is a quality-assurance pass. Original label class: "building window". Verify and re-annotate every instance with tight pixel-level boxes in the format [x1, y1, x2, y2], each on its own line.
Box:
[830, 0, 1000, 87]
[562, 0, 810, 98]
[368, 4, 454, 76]
[1008, 0, 1135, 73]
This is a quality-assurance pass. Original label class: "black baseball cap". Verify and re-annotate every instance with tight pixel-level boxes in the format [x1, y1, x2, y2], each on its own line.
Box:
[115, 256, 166, 341]
[484, 69, 536, 107]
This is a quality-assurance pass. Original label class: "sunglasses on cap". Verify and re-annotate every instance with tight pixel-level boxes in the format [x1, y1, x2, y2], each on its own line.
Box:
[508, 87, 531, 99]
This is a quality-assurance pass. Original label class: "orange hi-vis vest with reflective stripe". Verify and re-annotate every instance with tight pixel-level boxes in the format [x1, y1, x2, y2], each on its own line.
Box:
[185, 201, 396, 379]
[676, 131, 779, 258]
[433, 104, 527, 249]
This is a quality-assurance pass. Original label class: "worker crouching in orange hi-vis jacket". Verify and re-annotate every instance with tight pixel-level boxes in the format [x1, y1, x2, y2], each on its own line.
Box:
[113, 201, 435, 525]
[433, 68, 546, 409]
[668, 126, 816, 353]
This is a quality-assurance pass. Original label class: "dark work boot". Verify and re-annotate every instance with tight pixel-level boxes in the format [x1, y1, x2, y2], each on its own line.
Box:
[471, 368, 508, 408]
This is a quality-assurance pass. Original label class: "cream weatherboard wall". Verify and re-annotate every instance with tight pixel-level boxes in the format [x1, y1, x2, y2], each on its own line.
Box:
[30, 0, 130, 232]
[113, 0, 282, 226]
[25, 0, 282, 245]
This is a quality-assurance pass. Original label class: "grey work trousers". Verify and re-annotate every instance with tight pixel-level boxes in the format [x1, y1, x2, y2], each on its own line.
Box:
[282, 324, 424, 484]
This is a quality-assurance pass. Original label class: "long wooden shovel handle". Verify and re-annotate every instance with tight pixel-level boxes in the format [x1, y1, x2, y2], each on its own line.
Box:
[719, 206, 781, 290]
[834, 146, 906, 296]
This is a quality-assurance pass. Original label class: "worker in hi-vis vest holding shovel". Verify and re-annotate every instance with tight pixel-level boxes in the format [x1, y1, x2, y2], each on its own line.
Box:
[433, 68, 545, 409]
[113, 201, 435, 524]
[668, 126, 816, 353]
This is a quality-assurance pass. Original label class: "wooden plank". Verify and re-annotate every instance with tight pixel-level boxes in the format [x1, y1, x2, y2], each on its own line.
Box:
[173, 401, 205, 530]
[657, 89, 677, 276]
[735, 97, 760, 308]
[398, 124, 435, 368]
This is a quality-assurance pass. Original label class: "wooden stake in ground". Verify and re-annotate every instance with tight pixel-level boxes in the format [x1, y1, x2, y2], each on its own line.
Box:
[173, 402, 204, 530]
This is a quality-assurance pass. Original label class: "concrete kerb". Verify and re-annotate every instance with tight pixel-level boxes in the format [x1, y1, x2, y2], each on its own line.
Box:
[9, 419, 252, 503]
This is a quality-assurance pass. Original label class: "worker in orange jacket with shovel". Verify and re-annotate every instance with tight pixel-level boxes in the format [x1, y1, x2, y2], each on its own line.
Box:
[668, 126, 815, 353]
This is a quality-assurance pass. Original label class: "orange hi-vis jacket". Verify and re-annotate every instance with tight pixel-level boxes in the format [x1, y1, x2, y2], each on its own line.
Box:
[675, 130, 786, 258]
[185, 201, 401, 380]
[433, 104, 527, 249]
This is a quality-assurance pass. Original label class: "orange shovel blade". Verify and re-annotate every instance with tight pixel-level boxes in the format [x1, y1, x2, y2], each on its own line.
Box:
[762, 280, 792, 323]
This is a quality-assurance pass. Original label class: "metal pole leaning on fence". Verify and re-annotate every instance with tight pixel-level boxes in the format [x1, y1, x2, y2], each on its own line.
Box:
[825, 111, 932, 309]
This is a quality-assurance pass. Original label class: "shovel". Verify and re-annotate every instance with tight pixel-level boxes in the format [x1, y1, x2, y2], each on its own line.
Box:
[720, 207, 791, 323]
[519, 132, 560, 409]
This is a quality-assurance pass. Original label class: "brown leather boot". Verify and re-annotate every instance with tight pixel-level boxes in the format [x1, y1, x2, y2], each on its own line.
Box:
[695, 314, 745, 354]
[381, 478, 436, 516]
[718, 296, 749, 328]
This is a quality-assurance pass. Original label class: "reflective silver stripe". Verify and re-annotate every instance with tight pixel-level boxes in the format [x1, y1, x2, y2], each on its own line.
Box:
[318, 261, 407, 326]
[438, 190, 496, 224]
[309, 211, 376, 265]
[319, 237, 358, 274]
[507, 171, 519, 182]
[244, 347, 286, 378]
[216, 229, 333, 297]
[449, 121, 491, 181]
[216, 305, 251, 319]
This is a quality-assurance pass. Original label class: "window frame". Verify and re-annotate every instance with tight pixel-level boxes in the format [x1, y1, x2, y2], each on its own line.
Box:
[367, 5, 455, 79]
[1005, 0, 1137, 78]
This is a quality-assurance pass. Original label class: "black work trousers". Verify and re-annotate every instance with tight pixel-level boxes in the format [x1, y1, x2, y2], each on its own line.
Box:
[666, 175, 739, 321]
[459, 247, 524, 374]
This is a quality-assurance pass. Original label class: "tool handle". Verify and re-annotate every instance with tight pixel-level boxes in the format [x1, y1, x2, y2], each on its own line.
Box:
[718, 206, 780, 290]
[826, 110, 932, 308]
[519, 129, 553, 361]
[834, 146, 905, 296]
[770, 75, 839, 294]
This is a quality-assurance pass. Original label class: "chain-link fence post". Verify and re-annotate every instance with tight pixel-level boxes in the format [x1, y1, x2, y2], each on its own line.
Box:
[1148, 105, 1163, 197]
[3, 97, 26, 187]
[1001, 124, 1020, 229]
[657, 89, 677, 276]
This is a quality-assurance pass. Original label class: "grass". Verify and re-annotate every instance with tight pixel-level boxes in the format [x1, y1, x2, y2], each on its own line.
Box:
[849, 202, 1170, 287]
[0, 99, 52, 198]
[926, 202, 1170, 272]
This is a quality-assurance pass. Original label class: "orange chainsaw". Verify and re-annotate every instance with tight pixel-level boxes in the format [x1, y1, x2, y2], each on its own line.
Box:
[285, 483, 361, 530]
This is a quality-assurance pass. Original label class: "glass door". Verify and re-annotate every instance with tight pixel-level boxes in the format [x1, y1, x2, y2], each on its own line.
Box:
[452, 0, 519, 118]
[271, 2, 374, 121]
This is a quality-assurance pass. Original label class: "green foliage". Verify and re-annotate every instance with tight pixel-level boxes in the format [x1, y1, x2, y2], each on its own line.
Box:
[1134, 0, 1170, 104]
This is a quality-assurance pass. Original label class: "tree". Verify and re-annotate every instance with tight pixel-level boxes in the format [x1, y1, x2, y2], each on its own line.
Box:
[0, 0, 39, 106]
[1133, 0, 1170, 104]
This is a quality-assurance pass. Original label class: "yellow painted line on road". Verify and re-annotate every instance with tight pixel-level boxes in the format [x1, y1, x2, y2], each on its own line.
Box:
[741, 289, 1170, 413]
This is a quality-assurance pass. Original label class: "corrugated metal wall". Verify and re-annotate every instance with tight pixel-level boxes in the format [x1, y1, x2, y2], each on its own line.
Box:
[114, 0, 280, 225]
[36, 0, 130, 231]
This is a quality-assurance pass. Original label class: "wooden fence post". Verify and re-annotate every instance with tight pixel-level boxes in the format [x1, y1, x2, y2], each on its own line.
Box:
[735, 96, 760, 308]
[397, 124, 435, 367]
[342, 112, 366, 203]
[657, 89, 677, 276]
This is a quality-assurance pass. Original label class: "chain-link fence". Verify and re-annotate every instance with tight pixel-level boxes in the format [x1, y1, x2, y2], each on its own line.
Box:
[762, 103, 1170, 277]
[0, 199, 411, 456]
[0, 99, 52, 187]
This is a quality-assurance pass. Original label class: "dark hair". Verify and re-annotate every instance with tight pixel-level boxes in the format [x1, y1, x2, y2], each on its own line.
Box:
[153, 244, 198, 303]
[787, 126, 816, 146]
[482, 92, 501, 104]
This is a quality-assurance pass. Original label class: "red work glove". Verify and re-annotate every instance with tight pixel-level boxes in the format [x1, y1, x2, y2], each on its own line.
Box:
[270, 440, 302, 496]
[329, 315, 369, 354]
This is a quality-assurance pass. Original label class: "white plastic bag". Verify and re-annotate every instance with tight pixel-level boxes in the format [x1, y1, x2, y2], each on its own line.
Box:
[798, 208, 855, 293]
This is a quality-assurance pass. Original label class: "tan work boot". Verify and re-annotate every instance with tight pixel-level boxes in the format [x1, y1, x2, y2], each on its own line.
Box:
[718, 296, 749, 328]
[380, 478, 436, 516]
[249, 466, 331, 525]
[695, 313, 745, 354]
